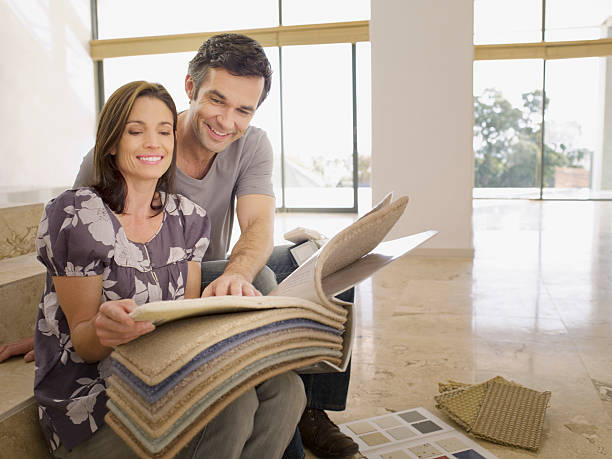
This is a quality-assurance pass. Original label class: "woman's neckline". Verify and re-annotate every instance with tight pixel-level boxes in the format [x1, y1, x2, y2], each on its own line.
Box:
[98, 189, 169, 245]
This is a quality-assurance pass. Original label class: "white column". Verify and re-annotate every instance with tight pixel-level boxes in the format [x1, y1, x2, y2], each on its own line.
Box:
[370, 0, 474, 256]
[596, 17, 612, 190]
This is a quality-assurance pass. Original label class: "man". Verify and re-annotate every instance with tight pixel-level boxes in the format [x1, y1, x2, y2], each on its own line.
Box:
[1, 33, 357, 458]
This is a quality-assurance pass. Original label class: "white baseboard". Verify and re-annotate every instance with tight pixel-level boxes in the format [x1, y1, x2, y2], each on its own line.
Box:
[408, 247, 475, 258]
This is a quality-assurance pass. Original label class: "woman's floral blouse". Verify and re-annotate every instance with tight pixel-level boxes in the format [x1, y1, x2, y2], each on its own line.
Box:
[33, 187, 210, 451]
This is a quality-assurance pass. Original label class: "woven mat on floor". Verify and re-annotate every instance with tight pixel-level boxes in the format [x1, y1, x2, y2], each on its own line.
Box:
[472, 381, 551, 451]
[434, 376, 516, 431]
[435, 376, 550, 451]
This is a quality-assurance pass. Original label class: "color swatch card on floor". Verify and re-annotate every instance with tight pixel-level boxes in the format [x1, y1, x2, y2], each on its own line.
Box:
[339, 408, 498, 459]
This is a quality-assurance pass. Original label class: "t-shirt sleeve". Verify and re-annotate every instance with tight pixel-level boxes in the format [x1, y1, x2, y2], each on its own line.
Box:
[177, 196, 211, 263]
[235, 130, 275, 198]
[73, 148, 96, 188]
[36, 189, 111, 277]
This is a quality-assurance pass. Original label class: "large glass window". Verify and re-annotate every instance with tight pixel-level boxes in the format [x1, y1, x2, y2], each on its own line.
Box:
[473, 60, 544, 198]
[96, 2, 370, 211]
[103, 52, 193, 112]
[474, 2, 612, 200]
[281, 0, 369, 26]
[95, 1, 612, 204]
[545, 0, 612, 41]
[543, 58, 607, 198]
[356, 42, 372, 212]
[251, 49, 282, 201]
[97, 0, 278, 39]
[474, 0, 542, 44]
[281, 44, 354, 209]
[104, 47, 285, 201]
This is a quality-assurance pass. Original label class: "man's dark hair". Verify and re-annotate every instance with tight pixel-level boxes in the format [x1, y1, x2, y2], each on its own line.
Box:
[188, 33, 272, 107]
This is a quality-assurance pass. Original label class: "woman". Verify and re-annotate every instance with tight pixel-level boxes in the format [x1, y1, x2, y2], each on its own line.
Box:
[34, 81, 305, 458]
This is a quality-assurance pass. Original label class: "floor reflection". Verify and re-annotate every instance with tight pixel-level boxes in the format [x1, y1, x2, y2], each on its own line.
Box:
[277, 199, 612, 458]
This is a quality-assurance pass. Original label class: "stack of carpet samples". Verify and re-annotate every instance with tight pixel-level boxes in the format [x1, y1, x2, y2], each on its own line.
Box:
[435, 376, 552, 451]
[105, 194, 430, 458]
[105, 297, 347, 458]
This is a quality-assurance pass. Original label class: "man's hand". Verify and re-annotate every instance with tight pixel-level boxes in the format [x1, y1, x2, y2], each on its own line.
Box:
[202, 273, 262, 297]
[203, 194, 274, 298]
[94, 299, 155, 347]
[0, 336, 35, 363]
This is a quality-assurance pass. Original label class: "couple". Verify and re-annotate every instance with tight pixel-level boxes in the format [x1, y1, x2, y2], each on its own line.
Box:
[7, 34, 357, 458]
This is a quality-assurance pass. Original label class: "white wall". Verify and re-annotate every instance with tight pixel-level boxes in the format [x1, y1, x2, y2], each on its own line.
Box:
[371, 0, 474, 256]
[0, 0, 95, 189]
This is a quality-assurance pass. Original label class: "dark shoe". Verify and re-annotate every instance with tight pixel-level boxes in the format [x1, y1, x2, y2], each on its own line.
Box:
[298, 408, 359, 458]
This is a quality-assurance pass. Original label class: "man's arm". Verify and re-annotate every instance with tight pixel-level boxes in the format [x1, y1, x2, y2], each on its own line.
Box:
[202, 194, 275, 297]
[73, 148, 95, 188]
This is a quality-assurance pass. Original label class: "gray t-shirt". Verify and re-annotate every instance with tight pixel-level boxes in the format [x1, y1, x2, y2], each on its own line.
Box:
[74, 125, 274, 261]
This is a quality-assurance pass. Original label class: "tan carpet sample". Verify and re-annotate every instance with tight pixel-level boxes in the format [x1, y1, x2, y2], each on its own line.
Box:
[435, 376, 551, 451]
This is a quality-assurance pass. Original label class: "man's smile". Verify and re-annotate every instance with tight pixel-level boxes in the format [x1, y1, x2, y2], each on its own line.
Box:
[206, 123, 233, 140]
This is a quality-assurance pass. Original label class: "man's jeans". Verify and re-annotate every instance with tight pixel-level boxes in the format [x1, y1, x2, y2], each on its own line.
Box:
[264, 245, 352, 410]
[202, 245, 352, 459]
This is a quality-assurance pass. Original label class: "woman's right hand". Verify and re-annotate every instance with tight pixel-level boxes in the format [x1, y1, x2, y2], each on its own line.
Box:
[94, 299, 155, 347]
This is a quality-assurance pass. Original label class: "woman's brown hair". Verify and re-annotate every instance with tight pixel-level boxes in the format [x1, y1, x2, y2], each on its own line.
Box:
[93, 81, 177, 214]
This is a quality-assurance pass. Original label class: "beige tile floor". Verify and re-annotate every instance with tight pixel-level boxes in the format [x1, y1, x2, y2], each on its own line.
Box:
[273, 199, 612, 458]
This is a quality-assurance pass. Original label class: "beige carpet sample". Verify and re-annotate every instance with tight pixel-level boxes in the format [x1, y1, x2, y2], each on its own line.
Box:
[435, 376, 551, 451]
[471, 380, 551, 451]
[114, 308, 343, 386]
[109, 328, 340, 416]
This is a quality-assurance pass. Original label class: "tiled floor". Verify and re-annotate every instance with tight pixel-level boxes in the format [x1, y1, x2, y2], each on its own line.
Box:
[3, 187, 612, 457]
[274, 199, 612, 458]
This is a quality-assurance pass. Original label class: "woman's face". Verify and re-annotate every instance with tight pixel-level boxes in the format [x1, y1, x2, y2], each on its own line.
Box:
[114, 96, 174, 185]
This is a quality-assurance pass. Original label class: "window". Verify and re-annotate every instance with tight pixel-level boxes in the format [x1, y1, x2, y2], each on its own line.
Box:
[356, 42, 372, 211]
[94, 1, 370, 211]
[95, 2, 612, 204]
[251, 49, 282, 200]
[281, 0, 369, 26]
[473, 2, 612, 200]
[97, 0, 278, 39]
[281, 44, 354, 208]
[473, 60, 544, 198]
[103, 52, 193, 113]
[543, 58, 605, 198]
[474, 0, 542, 44]
[545, 0, 612, 41]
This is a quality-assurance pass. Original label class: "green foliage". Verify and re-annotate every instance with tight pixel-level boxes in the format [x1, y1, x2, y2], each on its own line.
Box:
[358, 154, 370, 186]
[474, 89, 590, 188]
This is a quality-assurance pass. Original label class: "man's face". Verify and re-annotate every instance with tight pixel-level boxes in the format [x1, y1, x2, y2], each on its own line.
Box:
[185, 68, 264, 154]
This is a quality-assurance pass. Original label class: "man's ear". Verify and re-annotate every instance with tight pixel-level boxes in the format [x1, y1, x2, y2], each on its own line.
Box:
[185, 75, 195, 101]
